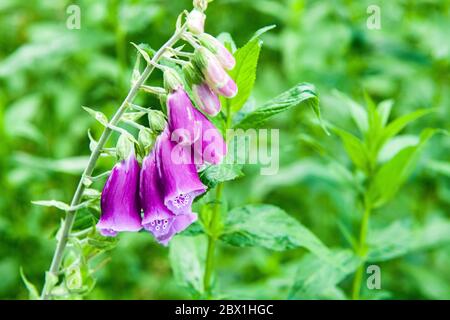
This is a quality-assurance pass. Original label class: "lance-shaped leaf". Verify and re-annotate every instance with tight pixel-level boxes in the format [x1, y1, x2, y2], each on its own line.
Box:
[288, 250, 360, 299]
[82, 106, 108, 126]
[169, 235, 207, 297]
[226, 38, 262, 113]
[367, 217, 450, 262]
[220, 204, 330, 257]
[234, 83, 322, 131]
[334, 128, 370, 173]
[368, 128, 438, 207]
[20, 268, 40, 300]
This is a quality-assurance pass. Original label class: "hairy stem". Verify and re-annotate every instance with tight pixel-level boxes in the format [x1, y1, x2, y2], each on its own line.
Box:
[41, 26, 186, 300]
[203, 183, 223, 296]
[351, 201, 372, 300]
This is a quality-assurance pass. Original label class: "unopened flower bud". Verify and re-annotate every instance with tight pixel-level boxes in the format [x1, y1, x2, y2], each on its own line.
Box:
[198, 33, 235, 70]
[183, 62, 203, 86]
[192, 82, 221, 116]
[193, 47, 238, 98]
[163, 68, 184, 92]
[138, 127, 155, 155]
[187, 9, 205, 34]
[148, 110, 167, 133]
[116, 134, 134, 161]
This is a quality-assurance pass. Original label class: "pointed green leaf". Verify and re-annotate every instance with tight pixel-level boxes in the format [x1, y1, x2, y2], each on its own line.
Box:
[20, 268, 40, 300]
[234, 83, 320, 130]
[169, 235, 206, 297]
[334, 128, 369, 172]
[32, 200, 71, 211]
[288, 250, 360, 299]
[227, 38, 262, 113]
[82, 106, 108, 126]
[220, 204, 330, 257]
[378, 108, 434, 148]
[369, 128, 437, 207]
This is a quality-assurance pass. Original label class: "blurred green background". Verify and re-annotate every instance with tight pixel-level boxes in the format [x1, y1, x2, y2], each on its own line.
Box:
[0, 0, 449, 299]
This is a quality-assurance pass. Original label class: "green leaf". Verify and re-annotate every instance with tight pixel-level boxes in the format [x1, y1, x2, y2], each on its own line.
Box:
[288, 250, 360, 299]
[13, 152, 89, 175]
[250, 24, 277, 41]
[377, 108, 434, 149]
[199, 163, 243, 188]
[227, 38, 262, 113]
[20, 268, 40, 300]
[220, 204, 330, 257]
[82, 106, 108, 126]
[32, 200, 71, 211]
[169, 235, 207, 297]
[234, 83, 320, 130]
[426, 160, 450, 177]
[333, 90, 368, 133]
[377, 99, 394, 127]
[369, 128, 437, 207]
[368, 217, 450, 262]
[334, 128, 369, 172]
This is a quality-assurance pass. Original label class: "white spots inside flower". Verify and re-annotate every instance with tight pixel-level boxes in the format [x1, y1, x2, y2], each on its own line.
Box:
[148, 218, 172, 235]
[173, 193, 191, 209]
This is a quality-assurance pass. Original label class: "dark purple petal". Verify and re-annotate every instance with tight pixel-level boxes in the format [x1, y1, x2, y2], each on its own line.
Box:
[167, 88, 200, 145]
[97, 154, 142, 236]
[157, 131, 207, 215]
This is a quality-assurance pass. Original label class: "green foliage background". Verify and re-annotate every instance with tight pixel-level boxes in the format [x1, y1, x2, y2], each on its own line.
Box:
[0, 0, 449, 299]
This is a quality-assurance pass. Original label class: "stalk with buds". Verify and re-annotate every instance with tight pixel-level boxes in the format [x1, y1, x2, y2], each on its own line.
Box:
[39, 1, 238, 299]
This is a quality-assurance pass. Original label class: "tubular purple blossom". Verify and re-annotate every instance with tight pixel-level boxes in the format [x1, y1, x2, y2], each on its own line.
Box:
[198, 33, 236, 70]
[167, 88, 201, 145]
[192, 107, 227, 165]
[96, 154, 142, 237]
[157, 131, 207, 215]
[140, 149, 197, 245]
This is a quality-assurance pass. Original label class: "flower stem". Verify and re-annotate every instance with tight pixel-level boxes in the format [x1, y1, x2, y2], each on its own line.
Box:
[40, 25, 186, 300]
[203, 183, 223, 297]
[351, 201, 372, 300]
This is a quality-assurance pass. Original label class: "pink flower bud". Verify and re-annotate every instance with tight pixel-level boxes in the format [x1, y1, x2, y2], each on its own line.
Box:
[217, 77, 238, 98]
[194, 47, 238, 98]
[198, 33, 236, 70]
[192, 82, 221, 116]
[187, 9, 205, 34]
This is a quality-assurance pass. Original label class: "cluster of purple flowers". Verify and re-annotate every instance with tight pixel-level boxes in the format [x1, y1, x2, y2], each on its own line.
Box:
[96, 14, 237, 245]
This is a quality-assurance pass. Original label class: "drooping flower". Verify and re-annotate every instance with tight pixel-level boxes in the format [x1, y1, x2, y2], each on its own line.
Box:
[192, 107, 227, 165]
[157, 130, 207, 215]
[96, 154, 142, 237]
[140, 147, 197, 245]
[194, 47, 238, 98]
[187, 9, 205, 34]
[167, 87, 201, 145]
[198, 33, 236, 70]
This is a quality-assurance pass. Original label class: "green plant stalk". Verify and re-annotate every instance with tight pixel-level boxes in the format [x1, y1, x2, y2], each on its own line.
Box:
[40, 25, 186, 300]
[351, 201, 372, 300]
[203, 102, 233, 296]
[203, 183, 223, 296]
